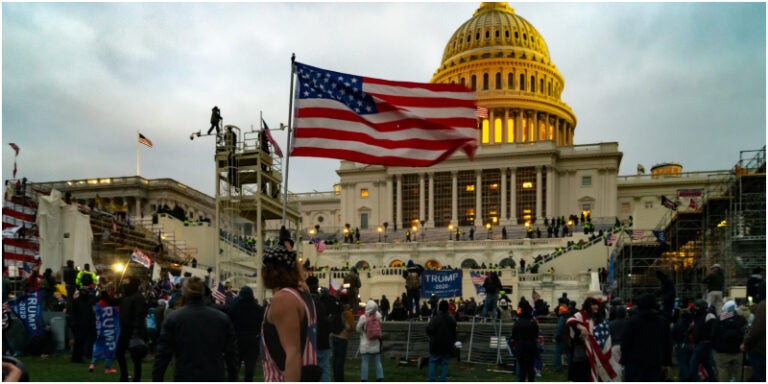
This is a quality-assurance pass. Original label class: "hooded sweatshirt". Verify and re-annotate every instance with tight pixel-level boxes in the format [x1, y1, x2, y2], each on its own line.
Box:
[356, 300, 382, 354]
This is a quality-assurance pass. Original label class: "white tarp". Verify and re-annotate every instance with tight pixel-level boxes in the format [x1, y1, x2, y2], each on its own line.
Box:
[37, 189, 66, 274]
[37, 189, 93, 274]
[62, 204, 94, 271]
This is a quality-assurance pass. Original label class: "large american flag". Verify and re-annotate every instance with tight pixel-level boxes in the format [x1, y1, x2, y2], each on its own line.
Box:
[291, 62, 478, 167]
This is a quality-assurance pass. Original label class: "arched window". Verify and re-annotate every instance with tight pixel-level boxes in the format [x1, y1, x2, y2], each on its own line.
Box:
[508, 73, 514, 89]
[540, 79, 544, 93]
[471, 75, 477, 91]
[467, 35, 471, 42]
[483, 73, 489, 90]
[505, 30, 509, 38]
[485, 31, 490, 38]
[355, 260, 370, 270]
[495, 30, 499, 38]
[476, 32, 480, 40]
[495, 72, 502, 89]
[530, 76, 536, 92]
[548, 82, 552, 96]
[514, 31, 519, 39]
[519, 74, 525, 91]
[461, 77, 466, 86]
[461, 259, 479, 268]
[425, 260, 441, 270]
[499, 257, 515, 269]
[389, 260, 404, 268]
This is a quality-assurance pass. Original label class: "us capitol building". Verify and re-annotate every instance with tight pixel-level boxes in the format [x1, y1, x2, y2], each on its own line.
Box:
[23, 3, 761, 306]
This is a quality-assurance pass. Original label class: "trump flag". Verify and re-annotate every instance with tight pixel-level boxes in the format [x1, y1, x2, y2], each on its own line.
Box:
[291, 62, 478, 167]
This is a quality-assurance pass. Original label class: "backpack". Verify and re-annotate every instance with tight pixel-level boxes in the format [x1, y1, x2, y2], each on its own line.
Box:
[406, 272, 420, 290]
[365, 313, 383, 340]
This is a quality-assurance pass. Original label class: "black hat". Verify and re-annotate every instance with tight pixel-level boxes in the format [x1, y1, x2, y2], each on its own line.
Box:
[279, 226, 294, 248]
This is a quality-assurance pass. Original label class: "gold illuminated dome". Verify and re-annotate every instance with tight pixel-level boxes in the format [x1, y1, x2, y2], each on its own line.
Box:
[432, 2, 577, 147]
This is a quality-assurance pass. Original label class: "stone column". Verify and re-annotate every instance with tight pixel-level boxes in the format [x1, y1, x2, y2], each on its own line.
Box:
[419, 173, 425, 225]
[535, 166, 543, 224]
[500, 168, 508, 223]
[396, 175, 402, 230]
[489, 109, 495, 144]
[509, 167, 517, 223]
[504, 109, 510, 143]
[451, 171, 458, 226]
[386, 176, 394, 226]
[475, 170, 482, 227]
[534, 112, 539, 141]
[427, 172, 435, 228]
[515, 109, 523, 143]
[546, 166, 555, 219]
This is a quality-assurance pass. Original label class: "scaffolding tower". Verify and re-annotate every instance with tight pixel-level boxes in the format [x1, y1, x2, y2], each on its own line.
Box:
[214, 124, 300, 300]
[614, 146, 766, 303]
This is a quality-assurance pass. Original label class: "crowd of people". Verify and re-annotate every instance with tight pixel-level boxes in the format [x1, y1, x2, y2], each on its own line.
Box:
[2, 241, 766, 383]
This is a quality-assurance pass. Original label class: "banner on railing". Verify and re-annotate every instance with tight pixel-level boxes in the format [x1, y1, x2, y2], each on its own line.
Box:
[420, 269, 462, 298]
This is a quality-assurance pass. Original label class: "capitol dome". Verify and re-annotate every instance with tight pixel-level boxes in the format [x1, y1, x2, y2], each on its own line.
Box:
[431, 2, 577, 147]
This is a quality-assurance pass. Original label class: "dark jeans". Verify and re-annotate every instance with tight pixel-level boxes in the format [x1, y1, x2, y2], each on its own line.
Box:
[687, 343, 714, 381]
[517, 355, 536, 382]
[116, 332, 143, 382]
[406, 289, 420, 318]
[748, 351, 766, 382]
[675, 343, 693, 380]
[331, 337, 349, 382]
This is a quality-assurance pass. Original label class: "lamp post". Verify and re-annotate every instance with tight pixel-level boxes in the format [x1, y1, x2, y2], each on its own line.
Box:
[412, 225, 418, 242]
[377, 226, 382, 242]
[420, 220, 426, 242]
[343, 227, 349, 244]
[448, 224, 453, 240]
[486, 222, 492, 240]
[383, 222, 389, 243]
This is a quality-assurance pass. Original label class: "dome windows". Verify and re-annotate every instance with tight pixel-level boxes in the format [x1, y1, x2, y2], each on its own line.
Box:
[483, 73, 489, 90]
[515, 31, 519, 39]
[530, 75, 536, 92]
[508, 73, 514, 89]
[519, 74, 525, 91]
[496, 72, 502, 90]
[471, 75, 477, 91]
[486, 31, 490, 38]
[495, 30, 500, 38]
[505, 30, 509, 38]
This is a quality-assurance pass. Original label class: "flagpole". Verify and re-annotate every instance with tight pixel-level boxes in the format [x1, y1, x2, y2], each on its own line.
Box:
[136, 130, 140, 176]
[281, 53, 296, 227]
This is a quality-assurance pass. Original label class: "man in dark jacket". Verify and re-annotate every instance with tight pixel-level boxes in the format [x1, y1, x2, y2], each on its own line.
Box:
[620, 293, 671, 381]
[116, 277, 148, 382]
[426, 300, 457, 382]
[227, 286, 263, 382]
[153, 276, 238, 382]
[741, 299, 765, 382]
[511, 301, 539, 382]
[703, 264, 725, 316]
[686, 299, 716, 381]
[712, 300, 747, 382]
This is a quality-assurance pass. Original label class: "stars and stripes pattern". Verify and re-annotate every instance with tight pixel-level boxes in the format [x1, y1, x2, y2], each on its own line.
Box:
[627, 229, 644, 240]
[566, 311, 618, 382]
[291, 62, 478, 167]
[262, 288, 318, 381]
[208, 275, 227, 304]
[138, 133, 153, 148]
[476, 106, 489, 118]
[130, 248, 152, 269]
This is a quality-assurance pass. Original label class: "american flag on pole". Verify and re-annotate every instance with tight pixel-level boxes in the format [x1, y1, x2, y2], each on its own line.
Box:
[627, 230, 644, 240]
[138, 133, 153, 148]
[291, 62, 478, 167]
[261, 118, 283, 158]
[475, 106, 489, 119]
[130, 248, 152, 269]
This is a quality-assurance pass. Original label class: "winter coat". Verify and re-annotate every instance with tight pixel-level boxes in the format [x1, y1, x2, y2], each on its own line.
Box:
[426, 311, 457, 355]
[356, 300, 382, 354]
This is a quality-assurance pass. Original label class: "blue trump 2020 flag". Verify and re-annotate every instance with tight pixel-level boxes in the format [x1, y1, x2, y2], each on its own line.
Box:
[9, 290, 44, 337]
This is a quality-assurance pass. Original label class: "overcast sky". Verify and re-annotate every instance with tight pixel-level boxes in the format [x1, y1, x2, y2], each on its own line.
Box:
[3, 2, 765, 196]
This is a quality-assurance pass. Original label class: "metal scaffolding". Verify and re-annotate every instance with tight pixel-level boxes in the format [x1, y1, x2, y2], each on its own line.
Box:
[614, 146, 766, 303]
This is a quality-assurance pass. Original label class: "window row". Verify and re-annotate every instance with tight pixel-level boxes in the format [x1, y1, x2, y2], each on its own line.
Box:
[455, 29, 536, 47]
[456, 72, 560, 96]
